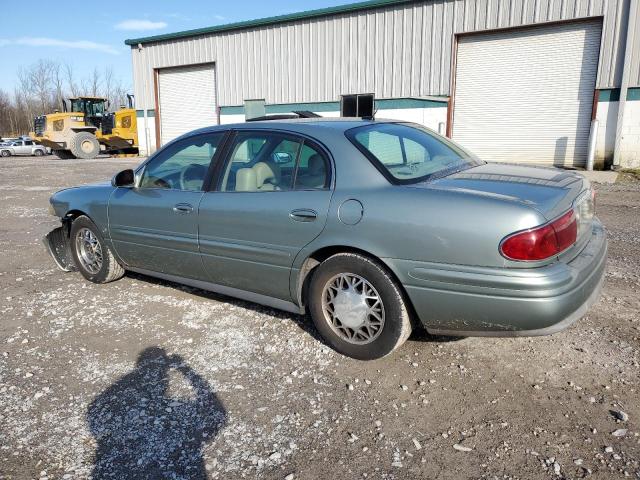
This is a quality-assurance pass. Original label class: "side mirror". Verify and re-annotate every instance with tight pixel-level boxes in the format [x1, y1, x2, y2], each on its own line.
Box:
[112, 169, 135, 187]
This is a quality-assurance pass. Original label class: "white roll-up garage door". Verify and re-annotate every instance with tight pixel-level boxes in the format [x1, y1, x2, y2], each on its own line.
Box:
[158, 64, 218, 146]
[452, 20, 602, 167]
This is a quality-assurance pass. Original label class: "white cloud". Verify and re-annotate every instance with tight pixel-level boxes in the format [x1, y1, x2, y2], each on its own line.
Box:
[114, 19, 167, 31]
[0, 37, 120, 55]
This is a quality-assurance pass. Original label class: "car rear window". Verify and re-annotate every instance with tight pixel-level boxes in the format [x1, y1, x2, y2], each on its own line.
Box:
[346, 123, 482, 184]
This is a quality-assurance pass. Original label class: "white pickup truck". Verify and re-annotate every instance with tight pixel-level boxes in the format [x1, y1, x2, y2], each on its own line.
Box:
[0, 139, 48, 157]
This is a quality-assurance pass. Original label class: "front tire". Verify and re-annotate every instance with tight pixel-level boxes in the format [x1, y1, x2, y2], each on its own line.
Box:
[34, 149, 44, 156]
[1, 150, 11, 157]
[308, 253, 412, 360]
[70, 216, 125, 283]
[69, 132, 100, 159]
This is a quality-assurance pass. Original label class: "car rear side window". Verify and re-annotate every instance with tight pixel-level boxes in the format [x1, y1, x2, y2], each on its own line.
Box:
[294, 143, 329, 190]
[346, 123, 481, 184]
[219, 132, 329, 192]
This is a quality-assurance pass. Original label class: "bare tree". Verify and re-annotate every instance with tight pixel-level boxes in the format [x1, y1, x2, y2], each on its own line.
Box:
[0, 89, 14, 136]
[19, 60, 58, 114]
[52, 63, 65, 111]
[103, 66, 130, 109]
[65, 63, 79, 97]
[104, 66, 114, 102]
[84, 67, 101, 97]
[0, 59, 132, 137]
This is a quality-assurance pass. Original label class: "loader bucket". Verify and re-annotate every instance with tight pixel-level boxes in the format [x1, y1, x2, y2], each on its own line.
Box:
[43, 226, 76, 272]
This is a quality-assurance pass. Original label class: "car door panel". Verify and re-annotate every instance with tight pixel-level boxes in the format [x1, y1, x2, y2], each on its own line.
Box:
[107, 132, 225, 279]
[198, 190, 332, 300]
[198, 131, 333, 301]
[14, 141, 26, 155]
[109, 189, 204, 277]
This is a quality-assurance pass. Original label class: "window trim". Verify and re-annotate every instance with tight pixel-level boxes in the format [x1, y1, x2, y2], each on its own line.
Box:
[345, 122, 482, 186]
[209, 129, 333, 193]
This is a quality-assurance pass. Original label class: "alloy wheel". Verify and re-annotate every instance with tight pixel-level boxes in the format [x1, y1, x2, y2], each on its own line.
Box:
[75, 228, 103, 274]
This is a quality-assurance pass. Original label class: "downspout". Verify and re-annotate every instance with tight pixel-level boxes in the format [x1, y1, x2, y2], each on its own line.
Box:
[137, 43, 151, 156]
[613, 0, 638, 168]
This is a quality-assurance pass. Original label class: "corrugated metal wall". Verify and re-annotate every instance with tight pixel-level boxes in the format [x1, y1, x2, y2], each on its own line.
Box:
[131, 0, 636, 109]
[629, 0, 640, 88]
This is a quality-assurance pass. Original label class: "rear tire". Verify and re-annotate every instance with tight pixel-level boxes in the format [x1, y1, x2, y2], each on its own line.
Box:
[308, 253, 412, 360]
[69, 132, 100, 159]
[70, 215, 125, 284]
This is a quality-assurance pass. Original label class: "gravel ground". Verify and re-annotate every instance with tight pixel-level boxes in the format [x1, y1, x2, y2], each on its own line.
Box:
[1, 156, 639, 480]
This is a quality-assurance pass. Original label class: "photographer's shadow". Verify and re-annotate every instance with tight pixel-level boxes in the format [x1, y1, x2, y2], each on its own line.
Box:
[87, 347, 226, 479]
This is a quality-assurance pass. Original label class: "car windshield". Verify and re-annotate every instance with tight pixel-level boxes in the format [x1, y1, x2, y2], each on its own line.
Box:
[346, 123, 483, 184]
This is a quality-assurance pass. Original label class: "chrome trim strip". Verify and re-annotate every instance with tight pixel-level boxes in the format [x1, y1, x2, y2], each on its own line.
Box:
[128, 267, 305, 315]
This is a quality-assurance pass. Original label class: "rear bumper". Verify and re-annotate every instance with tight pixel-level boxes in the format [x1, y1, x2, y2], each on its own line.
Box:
[385, 219, 607, 336]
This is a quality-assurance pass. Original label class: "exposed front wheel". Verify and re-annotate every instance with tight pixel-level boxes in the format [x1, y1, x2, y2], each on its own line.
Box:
[70, 215, 125, 283]
[308, 253, 412, 360]
[70, 132, 100, 159]
[1, 150, 11, 157]
[34, 149, 44, 156]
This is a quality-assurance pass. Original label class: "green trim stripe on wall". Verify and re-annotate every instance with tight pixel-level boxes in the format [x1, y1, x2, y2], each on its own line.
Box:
[268, 102, 340, 113]
[628, 88, 640, 101]
[220, 97, 448, 115]
[599, 88, 640, 102]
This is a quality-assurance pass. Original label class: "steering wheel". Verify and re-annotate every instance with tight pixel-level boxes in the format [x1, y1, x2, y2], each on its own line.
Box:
[144, 176, 171, 189]
[180, 163, 207, 191]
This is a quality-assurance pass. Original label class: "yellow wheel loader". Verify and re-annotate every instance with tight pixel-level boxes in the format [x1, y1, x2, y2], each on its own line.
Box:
[31, 96, 138, 159]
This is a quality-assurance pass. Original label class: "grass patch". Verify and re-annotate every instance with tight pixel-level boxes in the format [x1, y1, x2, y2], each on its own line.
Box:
[617, 168, 640, 183]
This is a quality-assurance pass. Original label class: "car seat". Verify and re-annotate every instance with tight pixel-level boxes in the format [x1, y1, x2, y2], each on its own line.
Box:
[235, 161, 282, 191]
[297, 154, 326, 189]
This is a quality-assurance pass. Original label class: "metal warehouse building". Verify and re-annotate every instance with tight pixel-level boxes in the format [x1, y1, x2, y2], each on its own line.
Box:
[126, 0, 640, 169]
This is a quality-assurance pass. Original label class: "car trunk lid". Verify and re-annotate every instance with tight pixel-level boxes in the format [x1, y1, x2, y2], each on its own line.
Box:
[410, 163, 595, 247]
[421, 163, 589, 218]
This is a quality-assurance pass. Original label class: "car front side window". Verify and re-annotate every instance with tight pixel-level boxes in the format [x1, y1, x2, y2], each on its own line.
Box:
[139, 133, 224, 191]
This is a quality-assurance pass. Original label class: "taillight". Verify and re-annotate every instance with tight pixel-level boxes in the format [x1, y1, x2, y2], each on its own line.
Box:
[500, 210, 578, 261]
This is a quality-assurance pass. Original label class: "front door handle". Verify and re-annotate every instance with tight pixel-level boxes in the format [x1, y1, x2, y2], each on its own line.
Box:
[290, 209, 318, 222]
[173, 203, 194, 214]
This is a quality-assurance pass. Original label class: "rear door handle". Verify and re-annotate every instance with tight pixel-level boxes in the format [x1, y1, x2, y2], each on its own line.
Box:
[173, 203, 194, 214]
[290, 209, 318, 222]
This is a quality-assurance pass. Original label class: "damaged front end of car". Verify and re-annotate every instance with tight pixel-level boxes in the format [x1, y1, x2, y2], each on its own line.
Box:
[43, 219, 76, 272]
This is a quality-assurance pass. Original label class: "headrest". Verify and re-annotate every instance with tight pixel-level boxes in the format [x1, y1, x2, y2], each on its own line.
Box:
[308, 154, 324, 175]
[235, 168, 257, 191]
[253, 162, 278, 187]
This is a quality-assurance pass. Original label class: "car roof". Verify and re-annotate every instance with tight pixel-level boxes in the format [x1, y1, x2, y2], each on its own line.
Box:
[190, 118, 402, 136]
